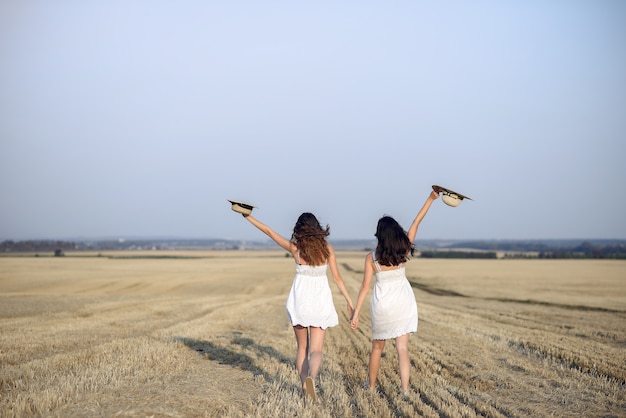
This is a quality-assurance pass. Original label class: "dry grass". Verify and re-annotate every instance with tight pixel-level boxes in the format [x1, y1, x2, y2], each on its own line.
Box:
[1, 252, 624, 417]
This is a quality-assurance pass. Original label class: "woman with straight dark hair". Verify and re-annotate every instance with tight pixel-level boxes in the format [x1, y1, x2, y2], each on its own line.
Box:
[350, 190, 439, 394]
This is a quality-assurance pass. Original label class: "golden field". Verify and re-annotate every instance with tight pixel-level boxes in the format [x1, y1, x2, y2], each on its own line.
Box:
[0, 251, 624, 417]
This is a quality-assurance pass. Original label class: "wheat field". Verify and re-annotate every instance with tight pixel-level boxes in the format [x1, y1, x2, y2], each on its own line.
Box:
[0, 251, 624, 417]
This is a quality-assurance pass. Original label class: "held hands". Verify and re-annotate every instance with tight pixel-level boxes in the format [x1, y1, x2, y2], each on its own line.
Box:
[347, 303, 354, 318]
[350, 312, 359, 330]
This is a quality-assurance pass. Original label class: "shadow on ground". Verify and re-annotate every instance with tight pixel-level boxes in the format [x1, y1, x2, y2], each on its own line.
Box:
[174, 332, 294, 387]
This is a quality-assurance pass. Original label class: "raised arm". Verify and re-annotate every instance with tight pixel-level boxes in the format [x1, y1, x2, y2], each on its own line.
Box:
[406, 190, 440, 244]
[242, 214, 295, 253]
[326, 244, 354, 316]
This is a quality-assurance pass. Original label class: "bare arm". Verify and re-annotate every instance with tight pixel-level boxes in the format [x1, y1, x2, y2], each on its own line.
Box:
[406, 190, 440, 244]
[350, 253, 375, 330]
[242, 214, 295, 253]
[327, 244, 354, 317]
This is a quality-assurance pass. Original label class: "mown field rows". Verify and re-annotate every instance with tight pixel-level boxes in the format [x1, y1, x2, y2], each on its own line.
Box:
[0, 252, 624, 417]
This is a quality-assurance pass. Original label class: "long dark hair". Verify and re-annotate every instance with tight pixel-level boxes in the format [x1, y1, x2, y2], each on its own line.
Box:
[374, 215, 414, 266]
[291, 213, 330, 265]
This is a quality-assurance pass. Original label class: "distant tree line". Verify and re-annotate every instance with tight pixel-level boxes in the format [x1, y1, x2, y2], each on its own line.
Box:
[537, 241, 626, 259]
[0, 240, 80, 253]
[445, 240, 626, 259]
[0, 239, 266, 253]
[419, 251, 498, 259]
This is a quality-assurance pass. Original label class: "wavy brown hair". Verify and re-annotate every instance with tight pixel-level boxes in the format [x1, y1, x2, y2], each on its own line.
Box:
[374, 215, 415, 266]
[291, 213, 330, 265]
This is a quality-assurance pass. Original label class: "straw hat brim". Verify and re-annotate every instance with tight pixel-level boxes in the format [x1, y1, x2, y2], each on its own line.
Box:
[228, 199, 255, 215]
[432, 185, 472, 207]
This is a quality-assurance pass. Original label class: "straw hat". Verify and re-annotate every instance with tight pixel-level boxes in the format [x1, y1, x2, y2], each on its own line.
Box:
[432, 185, 472, 207]
[442, 193, 463, 207]
[228, 199, 255, 215]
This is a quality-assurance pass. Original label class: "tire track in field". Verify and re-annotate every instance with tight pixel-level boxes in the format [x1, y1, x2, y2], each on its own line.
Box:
[416, 298, 626, 417]
[409, 276, 626, 313]
[407, 273, 626, 385]
[417, 289, 626, 386]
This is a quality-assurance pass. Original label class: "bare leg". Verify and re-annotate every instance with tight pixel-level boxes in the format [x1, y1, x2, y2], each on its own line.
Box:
[307, 327, 326, 381]
[368, 339, 386, 389]
[395, 334, 411, 392]
[293, 325, 310, 388]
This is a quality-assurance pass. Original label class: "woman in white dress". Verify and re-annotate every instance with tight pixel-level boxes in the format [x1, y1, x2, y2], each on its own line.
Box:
[350, 190, 439, 393]
[240, 212, 354, 400]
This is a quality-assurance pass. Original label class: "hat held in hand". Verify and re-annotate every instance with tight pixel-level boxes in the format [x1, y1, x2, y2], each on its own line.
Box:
[228, 199, 256, 215]
[432, 185, 473, 207]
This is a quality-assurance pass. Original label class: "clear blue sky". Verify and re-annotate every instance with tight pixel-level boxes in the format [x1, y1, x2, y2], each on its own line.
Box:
[1, 1, 625, 241]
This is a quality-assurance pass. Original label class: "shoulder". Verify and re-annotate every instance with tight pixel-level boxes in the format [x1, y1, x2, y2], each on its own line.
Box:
[363, 252, 376, 271]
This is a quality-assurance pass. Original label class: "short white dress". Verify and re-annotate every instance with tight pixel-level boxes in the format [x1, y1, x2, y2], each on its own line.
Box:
[370, 251, 418, 340]
[285, 253, 339, 329]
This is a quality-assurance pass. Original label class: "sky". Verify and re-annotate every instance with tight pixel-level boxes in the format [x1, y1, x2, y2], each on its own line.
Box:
[1, 1, 625, 242]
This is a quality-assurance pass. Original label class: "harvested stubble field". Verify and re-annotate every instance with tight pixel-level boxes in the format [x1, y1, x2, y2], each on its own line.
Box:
[0, 251, 624, 417]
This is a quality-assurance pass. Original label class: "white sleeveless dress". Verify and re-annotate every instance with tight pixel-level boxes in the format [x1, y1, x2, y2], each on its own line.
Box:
[285, 253, 339, 329]
[370, 251, 418, 340]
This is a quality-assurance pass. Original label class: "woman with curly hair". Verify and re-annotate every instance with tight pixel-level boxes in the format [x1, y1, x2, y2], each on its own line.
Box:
[239, 211, 354, 401]
[350, 190, 439, 394]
